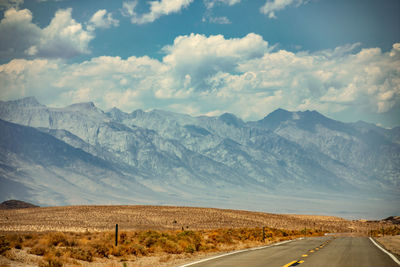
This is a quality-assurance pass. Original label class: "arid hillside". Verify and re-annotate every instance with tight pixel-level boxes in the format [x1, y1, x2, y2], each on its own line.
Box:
[0, 200, 38, 210]
[0, 205, 391, 234]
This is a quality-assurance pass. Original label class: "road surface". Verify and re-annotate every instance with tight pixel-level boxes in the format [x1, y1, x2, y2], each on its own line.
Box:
[181, 236, 399, 267]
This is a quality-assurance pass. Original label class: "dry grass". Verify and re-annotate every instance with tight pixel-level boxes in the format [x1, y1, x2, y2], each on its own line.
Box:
[0, 205, 398, 266]
[0, 205, 387, 233]
[0, 227, 323, 266]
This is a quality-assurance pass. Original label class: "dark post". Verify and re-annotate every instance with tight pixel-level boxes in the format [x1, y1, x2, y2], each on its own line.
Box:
[304, 227, 306, 237]
[115, 224, 118, 246]
[382, 226, 384, 237]
[262, 227, 266, 242]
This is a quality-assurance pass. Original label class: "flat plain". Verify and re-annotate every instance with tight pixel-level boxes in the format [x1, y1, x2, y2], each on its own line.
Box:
[0, 205, 391, 233]
[0, 206, 398, 267]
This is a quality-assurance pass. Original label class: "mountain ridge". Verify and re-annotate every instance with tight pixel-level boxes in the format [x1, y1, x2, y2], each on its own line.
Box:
[0, 97, 398, 219]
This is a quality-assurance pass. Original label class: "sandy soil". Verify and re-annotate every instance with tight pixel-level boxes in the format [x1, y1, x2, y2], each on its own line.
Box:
[376, 235, 400, 257]
[0, 205, 384, 233]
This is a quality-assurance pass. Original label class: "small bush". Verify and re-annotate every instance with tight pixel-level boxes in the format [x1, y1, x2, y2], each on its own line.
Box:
[185, 245, 195, 253]
[0, 236, 10, 255]
[29, 244, 47, 256]
[162, 240, 182, 254]
[69, 247, 93, 262]
[40, 255, 63, 267]
[48, 233, 68, 247]
[91, 243, 110, 257]
[130, 244, 147, 256]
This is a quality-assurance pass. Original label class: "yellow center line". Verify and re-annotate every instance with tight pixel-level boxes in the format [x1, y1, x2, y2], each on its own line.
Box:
[282, 260, 298, 267]
[281, 240, 331, 267]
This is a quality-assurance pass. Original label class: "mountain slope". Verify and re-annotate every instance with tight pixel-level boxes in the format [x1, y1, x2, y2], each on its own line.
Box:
[0, 119, 162, 205]
[0, 97, 399, 218]
[0, 200, 38, 210]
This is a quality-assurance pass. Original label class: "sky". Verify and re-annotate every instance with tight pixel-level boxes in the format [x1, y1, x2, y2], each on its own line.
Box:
[0, 0, 399, 127]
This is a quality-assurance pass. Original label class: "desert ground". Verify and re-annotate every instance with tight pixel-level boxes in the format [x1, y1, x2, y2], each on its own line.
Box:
[0, 205, 398, 266]
[0, 205, 391, 233]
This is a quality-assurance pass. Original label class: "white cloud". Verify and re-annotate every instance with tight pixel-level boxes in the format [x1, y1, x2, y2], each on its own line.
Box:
[203, 15, 231, 24]
[0, 8, 41, 58]
[202, 0, 240, 24]
[260, 0, 308, 19]
[204, 0, 241, 9]
[0, 34, 399, 124]
[88, 9, 119, 31]
[122, 0, 193, 24]
[0, 8, 94, 59]
[35, 8, 94, 58]
[122, 1, 136, 17]
[163, 33, 270, 89]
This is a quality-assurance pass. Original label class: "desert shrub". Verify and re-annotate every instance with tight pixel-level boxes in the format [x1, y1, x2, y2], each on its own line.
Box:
[130, 244, 147, 256]
[161, 239, 182, 254]
[185, 245, 195, 253]
[47, 233, 69, 247]
[13, 236, 23, 249]
[384, 226, 400, 236]
[371, 226, 400, 237]
[29, 244, 47, 256]
[214, 230, 233, 244]
[119, 232, 127, 244]
[2, 234, 23, 250]
[40, 255, 63, 267]
[144, 236, 158, 248]
[110, 245, 124, 257]
[0, 236, 10, 255]
[69, 247, 93, 262]
[91, 242, 110, 258]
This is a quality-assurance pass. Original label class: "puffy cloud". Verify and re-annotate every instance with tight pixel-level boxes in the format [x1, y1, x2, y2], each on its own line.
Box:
[34, 8, 94, 58]
[260, 0, 308, 19]
[0, 34, 399, 125]
[88, 9, 119, 31]
[0, 7, 94, 59]
[163, 33, 270, 89]
[122, 0, 193, 24]
[0, 8, 41, 58]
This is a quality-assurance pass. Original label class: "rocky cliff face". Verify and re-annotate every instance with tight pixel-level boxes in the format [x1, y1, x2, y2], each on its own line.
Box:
[0, 97, 398, 218]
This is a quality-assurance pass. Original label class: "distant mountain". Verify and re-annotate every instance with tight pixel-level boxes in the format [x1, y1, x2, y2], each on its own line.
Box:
[0, 200, 38, 210]
[0, 118, 162, 205]
[382, 216, 400, 224]
[0, 97, 399, 218]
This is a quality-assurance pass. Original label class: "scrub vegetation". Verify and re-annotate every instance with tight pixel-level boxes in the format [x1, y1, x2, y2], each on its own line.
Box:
[0, 227, 323, 266]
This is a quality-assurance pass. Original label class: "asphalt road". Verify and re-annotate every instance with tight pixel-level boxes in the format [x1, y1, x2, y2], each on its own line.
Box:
[182, 236, 399, 267]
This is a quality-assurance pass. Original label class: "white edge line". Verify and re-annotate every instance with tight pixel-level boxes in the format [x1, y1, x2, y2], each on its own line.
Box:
[369, 237, 400, 265]
[178, 239, 296, 267]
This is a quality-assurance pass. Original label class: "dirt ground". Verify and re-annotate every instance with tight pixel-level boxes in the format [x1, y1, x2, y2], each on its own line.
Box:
[376, 235, 400, 257]
[0, 205, 385, 233]
[0, 205, 397, 266]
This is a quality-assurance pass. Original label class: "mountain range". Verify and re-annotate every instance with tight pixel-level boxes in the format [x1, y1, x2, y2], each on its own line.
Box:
[0, 97, 399, 219]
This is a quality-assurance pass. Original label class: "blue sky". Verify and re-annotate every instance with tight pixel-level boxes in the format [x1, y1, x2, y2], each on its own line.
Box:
[0, 0, 399, 127]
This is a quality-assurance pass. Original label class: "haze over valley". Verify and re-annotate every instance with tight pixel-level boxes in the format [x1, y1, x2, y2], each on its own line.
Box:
[0, 97, 398, 219]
